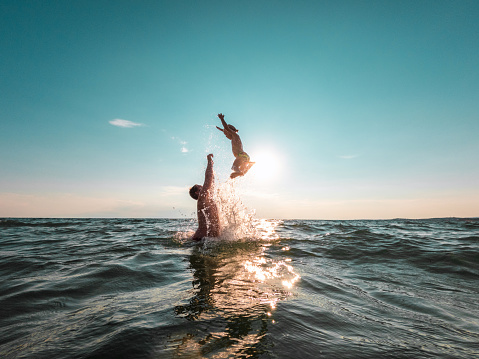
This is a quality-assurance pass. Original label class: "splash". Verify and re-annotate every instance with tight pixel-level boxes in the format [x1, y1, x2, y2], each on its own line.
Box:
[214, 180, 254, 239]
[212, 179, 282, 242]
[173, 179, 281, 245]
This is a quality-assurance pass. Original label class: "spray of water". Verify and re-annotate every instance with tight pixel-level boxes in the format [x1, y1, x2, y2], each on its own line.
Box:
[213, 179, 256, 241]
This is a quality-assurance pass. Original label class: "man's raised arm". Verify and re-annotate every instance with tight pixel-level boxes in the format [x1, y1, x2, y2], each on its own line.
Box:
[203, 154, 215, 191]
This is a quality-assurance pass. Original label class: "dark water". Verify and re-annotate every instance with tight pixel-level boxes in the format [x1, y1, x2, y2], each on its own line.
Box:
[1, 218, 478, 358]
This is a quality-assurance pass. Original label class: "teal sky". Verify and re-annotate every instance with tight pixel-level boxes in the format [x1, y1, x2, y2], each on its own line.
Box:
[1, 0, 478, 219]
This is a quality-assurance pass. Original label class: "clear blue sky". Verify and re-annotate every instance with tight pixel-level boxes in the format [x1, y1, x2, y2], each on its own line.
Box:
[1, 0, 478, 219]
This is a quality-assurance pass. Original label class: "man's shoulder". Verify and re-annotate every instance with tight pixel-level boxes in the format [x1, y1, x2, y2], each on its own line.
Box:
[197, 190, 209, 202]
[199, 191, 212, 200]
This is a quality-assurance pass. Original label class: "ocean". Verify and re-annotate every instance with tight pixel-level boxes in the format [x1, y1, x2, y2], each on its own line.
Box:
[1, 217, 478, 358]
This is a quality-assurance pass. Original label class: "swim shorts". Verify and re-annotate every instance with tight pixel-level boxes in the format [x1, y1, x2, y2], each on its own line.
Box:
[237, 152, 250, 162]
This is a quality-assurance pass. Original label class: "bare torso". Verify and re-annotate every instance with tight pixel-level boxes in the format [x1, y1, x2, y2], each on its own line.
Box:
[230, 132, 244, 157]
[192, 154, 221, 240]
[193, 188, 220, 240]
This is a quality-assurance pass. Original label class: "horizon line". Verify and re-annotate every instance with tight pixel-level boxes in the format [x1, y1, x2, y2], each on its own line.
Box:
[1, 216, 478, 221]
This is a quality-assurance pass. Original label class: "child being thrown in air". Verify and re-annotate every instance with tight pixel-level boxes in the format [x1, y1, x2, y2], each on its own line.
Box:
[216, 113, 254, 179]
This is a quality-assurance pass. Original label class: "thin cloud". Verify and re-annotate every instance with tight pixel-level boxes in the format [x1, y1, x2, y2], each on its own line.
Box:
[338, 154, 360, 159]
[171, 136, 189, 153]
[160, 186, 188, 196]
[109, 119, 144, 128]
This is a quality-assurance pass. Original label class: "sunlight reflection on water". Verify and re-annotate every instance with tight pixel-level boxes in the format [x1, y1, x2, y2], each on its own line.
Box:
[171, 218, 300, 357]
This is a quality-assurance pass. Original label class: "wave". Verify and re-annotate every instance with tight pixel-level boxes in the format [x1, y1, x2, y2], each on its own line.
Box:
[0, 218, 84, 228]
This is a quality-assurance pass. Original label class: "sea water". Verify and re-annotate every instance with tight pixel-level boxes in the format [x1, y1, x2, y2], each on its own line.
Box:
[1, 215, 478, 358]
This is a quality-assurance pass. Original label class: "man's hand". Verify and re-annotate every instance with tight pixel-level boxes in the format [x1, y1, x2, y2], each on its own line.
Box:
[207, 153, 214, 163]
[218, 113, 224, 121]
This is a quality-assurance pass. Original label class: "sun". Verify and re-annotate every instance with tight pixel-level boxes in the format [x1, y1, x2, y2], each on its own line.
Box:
[249, 149, 281, 182]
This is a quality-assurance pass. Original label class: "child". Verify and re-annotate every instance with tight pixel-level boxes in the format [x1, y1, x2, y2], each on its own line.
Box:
[216, 113, 254, 179]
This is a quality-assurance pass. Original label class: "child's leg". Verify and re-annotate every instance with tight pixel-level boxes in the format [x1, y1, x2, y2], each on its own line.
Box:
[239, 161, 254, 175]
[230, 172, 243, 179]
[230, 157, 244, 179]
[231, 157, 242, 173]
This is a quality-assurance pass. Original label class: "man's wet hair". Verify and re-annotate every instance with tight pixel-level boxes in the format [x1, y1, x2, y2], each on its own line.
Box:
[189, 185, 199, 200]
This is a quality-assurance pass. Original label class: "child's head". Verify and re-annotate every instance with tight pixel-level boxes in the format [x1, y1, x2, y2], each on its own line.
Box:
[228, 124, 238, 133]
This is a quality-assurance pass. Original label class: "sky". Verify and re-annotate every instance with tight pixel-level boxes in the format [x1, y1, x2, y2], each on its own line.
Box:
[1, 0, 478, 220]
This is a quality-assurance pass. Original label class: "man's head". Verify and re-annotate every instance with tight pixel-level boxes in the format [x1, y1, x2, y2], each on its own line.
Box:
[189, 184, 202, 200]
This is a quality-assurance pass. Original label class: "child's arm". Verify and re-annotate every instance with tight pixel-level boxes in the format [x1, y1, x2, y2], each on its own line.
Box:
[203, 154, 215, 191]
[218, 113, 233, 135]
[216, 126, 224, 133]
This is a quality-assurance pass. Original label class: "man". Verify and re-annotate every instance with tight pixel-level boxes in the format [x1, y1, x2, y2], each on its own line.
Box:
[189, 154, 221, 240]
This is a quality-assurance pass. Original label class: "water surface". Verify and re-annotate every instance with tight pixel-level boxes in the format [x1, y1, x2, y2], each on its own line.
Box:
[1, 218, 478, 358]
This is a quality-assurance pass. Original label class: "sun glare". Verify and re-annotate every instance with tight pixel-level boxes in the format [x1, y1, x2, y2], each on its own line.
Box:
[250, 150, 281, 182]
